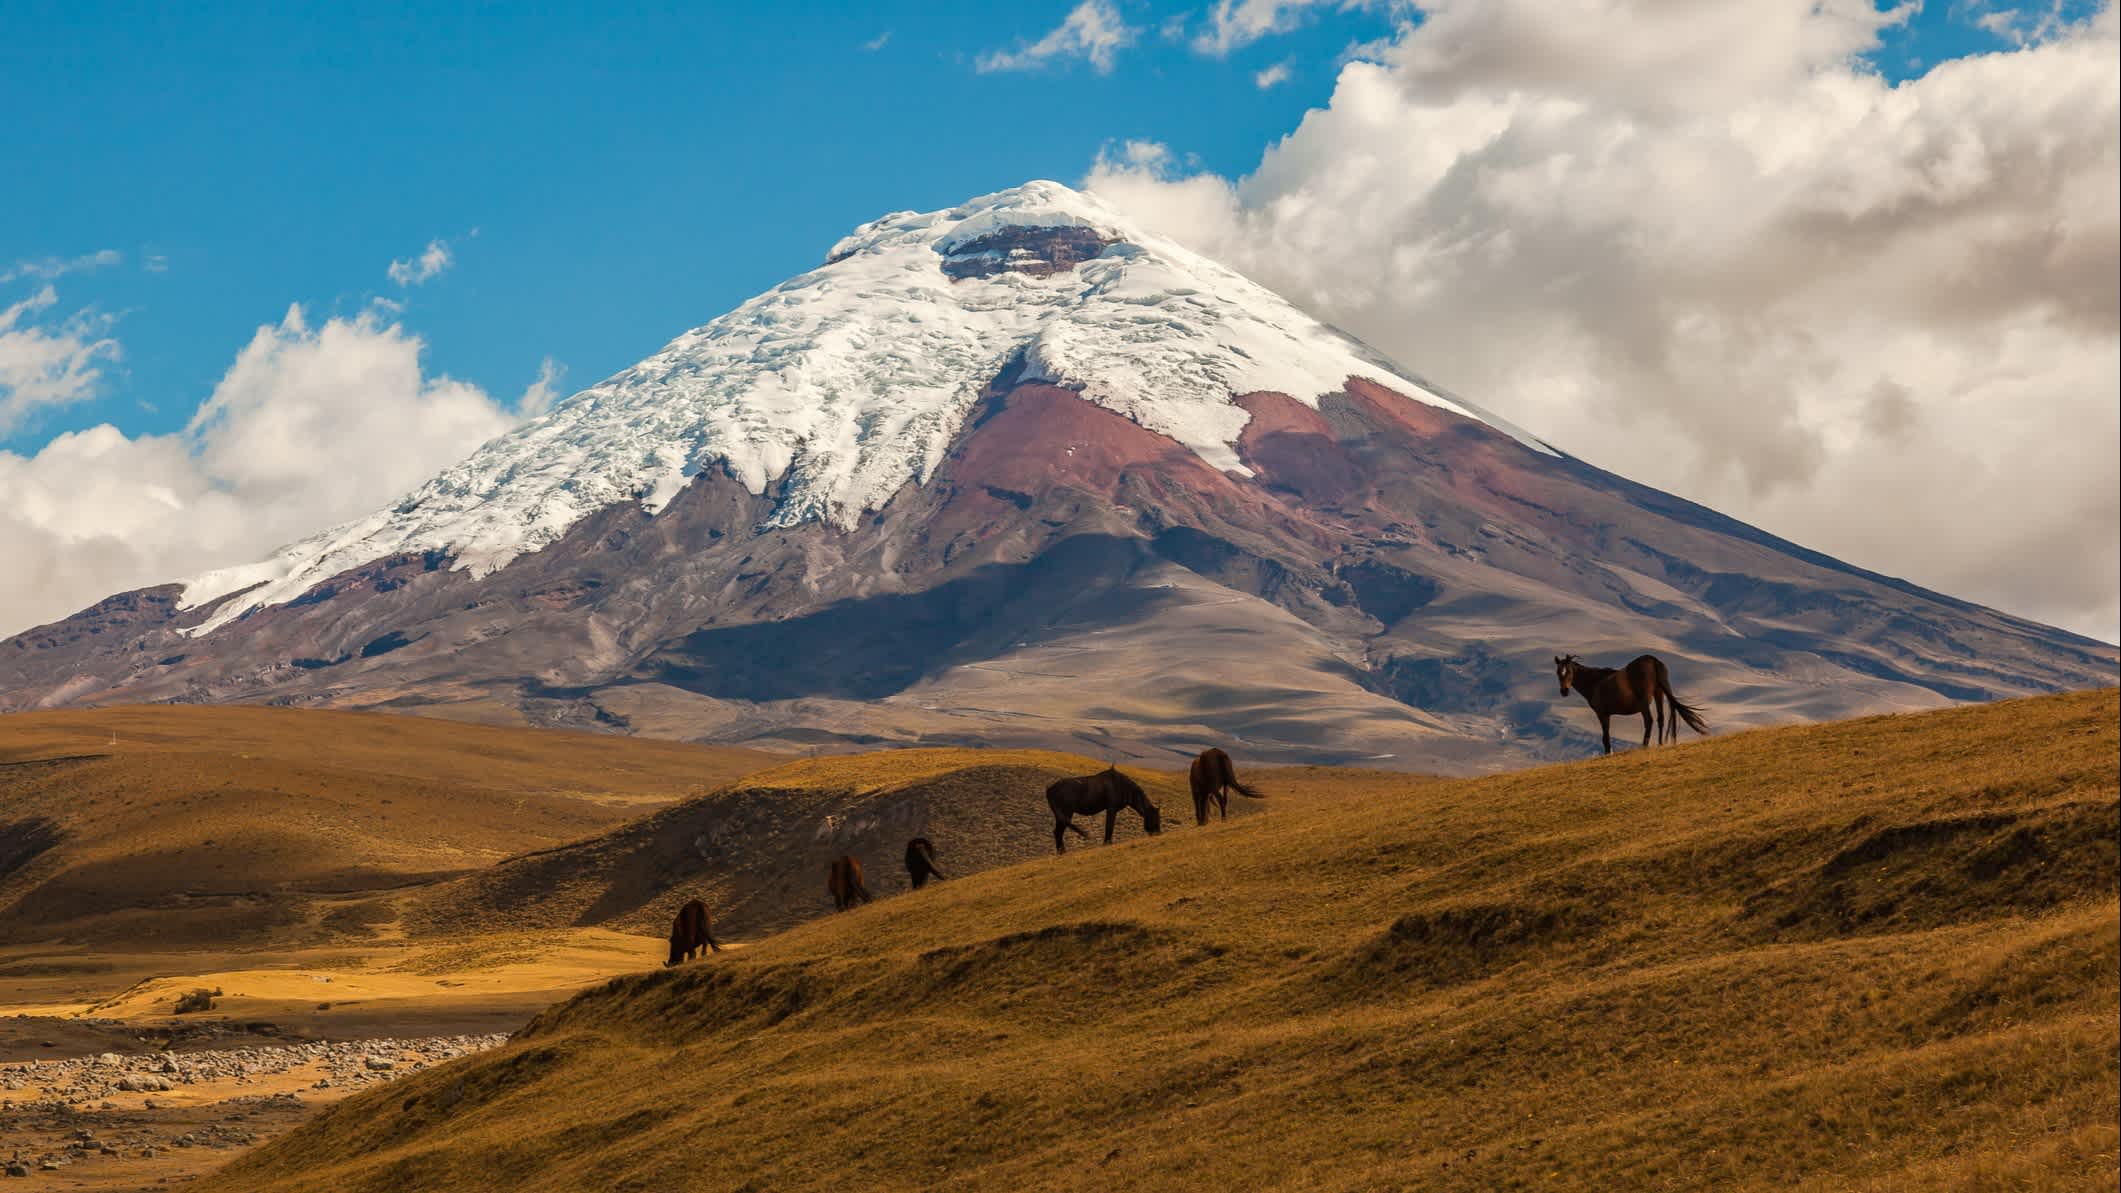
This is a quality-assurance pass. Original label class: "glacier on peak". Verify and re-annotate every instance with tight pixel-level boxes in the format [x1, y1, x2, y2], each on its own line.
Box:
[178, 179, 1554, 634]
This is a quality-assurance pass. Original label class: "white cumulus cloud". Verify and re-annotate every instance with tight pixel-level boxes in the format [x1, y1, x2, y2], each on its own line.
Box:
[1088, 0, 2121, 642]
[978, 0, 1137, 74]
[0, 307, 529, 637]
[1255, 61, 1294, 88]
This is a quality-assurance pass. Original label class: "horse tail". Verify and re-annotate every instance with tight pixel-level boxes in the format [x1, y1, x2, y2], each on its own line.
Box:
[1661, 675, 1710, 737]
[1229, 779, 1265, 799]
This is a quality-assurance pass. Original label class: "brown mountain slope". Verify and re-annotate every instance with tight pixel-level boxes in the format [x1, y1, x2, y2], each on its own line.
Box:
[201, 688, 2119, 1193]
[0, 705, 773, 949]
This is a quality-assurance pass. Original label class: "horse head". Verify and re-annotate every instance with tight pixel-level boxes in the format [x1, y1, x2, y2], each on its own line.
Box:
[1111, 769, 1162, 835]
[1554, 654, 1579, 696]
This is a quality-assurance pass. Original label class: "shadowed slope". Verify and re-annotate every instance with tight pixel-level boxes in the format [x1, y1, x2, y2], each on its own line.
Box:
[408, 748, 1218, 942]
[202, 689, 2119, 1193]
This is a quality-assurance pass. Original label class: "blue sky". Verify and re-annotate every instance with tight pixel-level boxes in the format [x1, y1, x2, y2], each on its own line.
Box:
[1, 0, 2061, 450]
[7, 1, 1386, 446]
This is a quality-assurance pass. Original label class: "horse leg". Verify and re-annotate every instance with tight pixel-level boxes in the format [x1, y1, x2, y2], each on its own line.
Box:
[1054, 816, 1068, 854]
[1600, 714, 1612, 755]
[1217, 789, 1228, 820]
[1104, 808, 1118, 844]
[1642, 708, 1653, 748]
[1193, 793, 1208, 827]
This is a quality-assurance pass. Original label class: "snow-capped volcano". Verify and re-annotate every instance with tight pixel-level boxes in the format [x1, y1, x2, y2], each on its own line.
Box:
[5, 181, 2111, 767]
[181, 181, 1547, 632]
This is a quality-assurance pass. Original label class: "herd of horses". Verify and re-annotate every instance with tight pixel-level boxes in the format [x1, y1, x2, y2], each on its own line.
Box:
[663, 746, 1257, 964]
[667, 653, 1710, 967]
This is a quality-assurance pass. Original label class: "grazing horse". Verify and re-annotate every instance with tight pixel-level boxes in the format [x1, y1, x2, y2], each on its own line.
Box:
[665, 899, 720, 966]
[904, 837, 945, 889]
[1047, 766, 1162, 854]
[1187, 747, 1263, 825]
[827, 855, 872, 911]
[1554, 653, 1709, 755]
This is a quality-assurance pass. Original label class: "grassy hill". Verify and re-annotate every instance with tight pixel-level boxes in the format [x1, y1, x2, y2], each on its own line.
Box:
[407, 747, 1413, 941]
[0, 705, 771, 950]
[201, 688, 2119, 1192]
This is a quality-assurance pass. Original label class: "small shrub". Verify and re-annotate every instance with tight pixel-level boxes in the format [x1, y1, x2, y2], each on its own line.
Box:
[173, 986, 221, 1014]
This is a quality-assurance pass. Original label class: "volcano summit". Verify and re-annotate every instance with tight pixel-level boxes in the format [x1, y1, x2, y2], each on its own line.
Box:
[4, 182, 2111, 768]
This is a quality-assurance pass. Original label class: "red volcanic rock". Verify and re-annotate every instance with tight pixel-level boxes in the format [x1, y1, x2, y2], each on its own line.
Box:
[948, 384, 1243, 505]
[1342, 377, 1469, 441]
[1235, 391, 1357, 506]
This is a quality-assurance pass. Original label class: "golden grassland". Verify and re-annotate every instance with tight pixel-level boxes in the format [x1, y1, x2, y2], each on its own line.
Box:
[200, 689, 2119, 1192]
[0, 704, 772, 1005]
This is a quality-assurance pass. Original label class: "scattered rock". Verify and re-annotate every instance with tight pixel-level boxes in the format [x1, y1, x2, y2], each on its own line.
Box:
[0, 1032, 507, 1107]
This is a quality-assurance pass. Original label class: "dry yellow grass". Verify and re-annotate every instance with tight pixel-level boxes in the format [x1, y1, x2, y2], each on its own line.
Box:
[0, 705, 774, 951]
[201, 689, 2120, 1192]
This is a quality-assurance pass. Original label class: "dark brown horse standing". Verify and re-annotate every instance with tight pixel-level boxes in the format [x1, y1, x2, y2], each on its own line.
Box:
[1555, 653, 1709, 755]
[827, 855, 872, 911]
[904, 837, 945, 889]
[1047, 766, 1162, 853]
[1187, 747, 1263, 825]
[665, 899, 720, 966]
